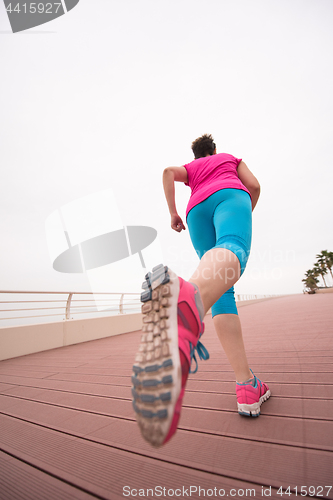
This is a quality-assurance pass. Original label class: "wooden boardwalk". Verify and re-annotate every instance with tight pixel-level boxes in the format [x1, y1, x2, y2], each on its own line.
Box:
[0, 293, 332, 500]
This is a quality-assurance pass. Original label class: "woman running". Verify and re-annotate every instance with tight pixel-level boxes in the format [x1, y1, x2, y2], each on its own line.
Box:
[131, 134, 270, 447]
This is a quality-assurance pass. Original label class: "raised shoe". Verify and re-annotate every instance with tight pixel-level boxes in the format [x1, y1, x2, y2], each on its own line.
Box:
[131, 264, 209, 447]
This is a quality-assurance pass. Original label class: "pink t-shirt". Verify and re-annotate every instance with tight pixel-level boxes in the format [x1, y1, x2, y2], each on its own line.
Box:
[183, 153, 251, 217]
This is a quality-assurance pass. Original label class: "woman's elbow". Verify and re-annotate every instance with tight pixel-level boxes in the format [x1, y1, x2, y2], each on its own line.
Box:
[251, 181, 260, 194]
[248, 183, 260, 201]
[163, 167, 173, 178]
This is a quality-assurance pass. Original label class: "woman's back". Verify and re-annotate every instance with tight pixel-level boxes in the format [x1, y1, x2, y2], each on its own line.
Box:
[183, 152, 251, 217]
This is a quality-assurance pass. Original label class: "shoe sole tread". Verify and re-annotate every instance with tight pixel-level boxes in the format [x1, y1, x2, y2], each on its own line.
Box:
[132, 264, 181, 447]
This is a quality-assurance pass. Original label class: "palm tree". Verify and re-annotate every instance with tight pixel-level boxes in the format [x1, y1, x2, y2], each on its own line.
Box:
[304, 269, 316, 279]
[313, 260, 328, 287]
[316, 250, 333, 280]
[302, 271, 319, 292]
[327, 251, 333, 279]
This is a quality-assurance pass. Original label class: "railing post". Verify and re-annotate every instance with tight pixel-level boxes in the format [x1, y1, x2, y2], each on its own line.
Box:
[119, 294, 124, 314]
[66, 293, 73, 320]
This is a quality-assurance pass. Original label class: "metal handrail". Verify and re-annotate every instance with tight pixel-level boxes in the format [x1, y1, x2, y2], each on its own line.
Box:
[0, 290, 280, 326]
[236, 294, 280, 301]
[0, 290, 141, 324]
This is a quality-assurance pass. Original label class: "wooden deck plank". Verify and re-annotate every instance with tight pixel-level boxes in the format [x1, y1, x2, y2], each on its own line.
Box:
[1, 390, 333, 451]
[1, 374, 332, 401]
[1, 356, 333, 372]
[1, 354, 332, 372]
[0, 382, 17, 393]
[1, 368, 332, 384]
[186, 380, 333, 398]
[1, 383, 333, 421]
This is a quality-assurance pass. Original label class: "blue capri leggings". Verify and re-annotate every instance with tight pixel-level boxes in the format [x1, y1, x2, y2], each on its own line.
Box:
[187, 188, 252, 317]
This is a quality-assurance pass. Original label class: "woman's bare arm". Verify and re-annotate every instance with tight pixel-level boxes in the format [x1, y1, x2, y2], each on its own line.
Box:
[237, 161, 261, 210]
[162, 167, 188, 232]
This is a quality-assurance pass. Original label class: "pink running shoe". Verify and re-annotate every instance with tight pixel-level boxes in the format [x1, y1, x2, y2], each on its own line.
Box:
[236, 372, 271, 417]
[131, 264, 209, 447]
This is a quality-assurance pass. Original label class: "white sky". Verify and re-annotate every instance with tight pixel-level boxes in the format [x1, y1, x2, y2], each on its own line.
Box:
[1, 0, 333, 296]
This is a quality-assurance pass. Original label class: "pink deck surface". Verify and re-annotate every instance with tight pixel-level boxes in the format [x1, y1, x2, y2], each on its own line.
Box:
[0, 293, 332, 499]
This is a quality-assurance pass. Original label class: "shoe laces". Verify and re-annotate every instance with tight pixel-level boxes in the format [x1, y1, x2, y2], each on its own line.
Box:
[249, 369, 260, 388]
[189, 340, 210, 374]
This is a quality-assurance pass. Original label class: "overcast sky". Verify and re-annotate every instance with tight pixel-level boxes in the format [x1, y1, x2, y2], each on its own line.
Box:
[1, 0, 332, 298]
